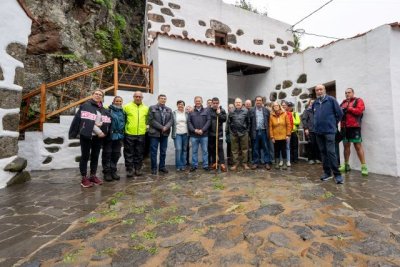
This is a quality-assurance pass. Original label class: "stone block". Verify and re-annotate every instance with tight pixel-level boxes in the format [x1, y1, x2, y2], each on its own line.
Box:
[277, 38, 284, 44]
[275, 84, 281, 90]
[270, 44, 275, 49]
[274, 51, 282, 57]
[0, 89, 21, 109]
[278, 92, 287, 100]
[287, 40, 295, 47]
[42, 156, 52, 164]
[171, 19, 185, 28]
[182, 30, 188, 38]
[4, 157, 27, 172]
[3, 113, 20, 131]
[6, 43, 26, 62]
[297, 73, 307, 83]
[0, 136, 18, 159]
[168, 3, 180, 9]
[253, 39, 263, 45]
[148, 0, 163, 6]
[161, 24, 171, 33]
[43, 137, 64, 145]
[236, 29, 244, 36]
[282, 80, 293, 89]
[198, 20, 206, 27]
[148, 13, 165, 23]
[281, 45, 289, 51]
[13, 67, 25, 87]
[45, 146, 60, 153]
[291, 88, 302, 96]
[161, 8, 174, 17]
[210, 19, 231, 33]
[7, 171, 31, 187]
[227, 34, 237, 44]
[0, 66, 3, 80]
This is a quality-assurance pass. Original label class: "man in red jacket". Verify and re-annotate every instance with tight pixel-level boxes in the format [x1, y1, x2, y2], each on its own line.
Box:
[339, 88, 368, 176]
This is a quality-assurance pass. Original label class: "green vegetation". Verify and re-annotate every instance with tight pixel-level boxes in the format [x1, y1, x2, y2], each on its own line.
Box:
[97, 247, 116, 256]
[114, 13, 127, 30]
[132, 245, 158, 255]
[50, 53, 79, 62]
[85, 216, 98, 224]
[235, 0, 267, 16]
[93, 0, 111, 9]
[165, 215, 186, 224]
[143, 231, 157, 240]
[322, 191, 334, 199]
[131, 206, 146, 214]
[293, 34, 301, 52]
[130, 232, 138, 240]
[122, 218, 135, 225]
[63, 247, 83, 263]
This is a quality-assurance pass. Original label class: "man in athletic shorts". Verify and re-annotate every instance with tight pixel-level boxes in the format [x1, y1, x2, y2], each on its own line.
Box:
[339, 88, 368, 176]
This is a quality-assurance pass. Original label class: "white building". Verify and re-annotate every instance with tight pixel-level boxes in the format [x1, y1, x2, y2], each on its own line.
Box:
[144, 0, 400, 176]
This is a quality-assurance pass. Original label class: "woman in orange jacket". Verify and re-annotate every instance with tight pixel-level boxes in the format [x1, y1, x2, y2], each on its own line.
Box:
[269, 101, 291, 169]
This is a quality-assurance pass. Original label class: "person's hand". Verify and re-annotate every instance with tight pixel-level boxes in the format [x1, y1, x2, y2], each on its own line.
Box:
[98, 132, 106, 138]
[286, 136, 290, 141]
[271, 138, 275, 143]
[198, 129, 203, 135]
[95, 122, 103, 127]
[304, 129, 309, 136]
[162, 127, 167, 132]
[216, 108, 221, 114]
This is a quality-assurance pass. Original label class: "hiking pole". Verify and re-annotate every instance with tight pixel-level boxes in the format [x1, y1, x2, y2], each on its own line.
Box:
[215, 113, 219, 173]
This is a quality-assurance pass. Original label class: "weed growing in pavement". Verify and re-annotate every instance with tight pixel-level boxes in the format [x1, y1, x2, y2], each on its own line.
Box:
[130, 232, 138, 240]
[63, 247, 83, 263]
[165, 215, 186, 224]
[122, 218, 135, 225]
[97, 247, 116, 256]
[85, 217, 98, 224]
[143, 231, 157, 240]
[131, 206, 146, 214]
[322, 191, 334, 199]
[132, 245, 158, 255]
[145, 214, 156, 225]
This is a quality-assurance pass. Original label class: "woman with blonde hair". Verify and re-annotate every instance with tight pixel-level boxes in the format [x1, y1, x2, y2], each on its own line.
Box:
[269, 101, 291, 169]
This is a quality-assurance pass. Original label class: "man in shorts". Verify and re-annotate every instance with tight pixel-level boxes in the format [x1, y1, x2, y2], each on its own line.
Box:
[339, 88, 368, 176]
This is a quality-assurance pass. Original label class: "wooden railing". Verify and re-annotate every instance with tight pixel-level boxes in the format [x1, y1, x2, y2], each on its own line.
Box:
[19, 59, 152, 131]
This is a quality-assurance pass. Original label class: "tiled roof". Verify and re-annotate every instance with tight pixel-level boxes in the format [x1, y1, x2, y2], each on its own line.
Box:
[150, 32, 274, 59]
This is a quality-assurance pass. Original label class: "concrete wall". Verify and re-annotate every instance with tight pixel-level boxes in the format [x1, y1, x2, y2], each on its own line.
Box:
[266, 25, 398, 176]
[390, 27, 400, 177]
[0, 0, 32, 188]
[145, 0, 294, 57]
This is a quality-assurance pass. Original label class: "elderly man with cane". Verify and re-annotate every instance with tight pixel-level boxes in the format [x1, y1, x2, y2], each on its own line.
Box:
[208, 97, 227, 172]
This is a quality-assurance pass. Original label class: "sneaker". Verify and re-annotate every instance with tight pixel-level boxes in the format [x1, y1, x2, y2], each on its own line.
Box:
[127, 169, 134, 178]
[361, 165, 368, 176]
[111, 172, 120, 180]
[251, 164, 258, 170]
[279, 161, 283, 167]
[274, 162, 280, 169]
[151, 169, 157, 175]
[81, 176, 93, 188]
[103, 173, 113, 182]
[265, 164, 271, 170]
[189, 167, 197, 172]
[316, 160, 322, 164]
[203, 167, 210, 171]
[286, 161, 291, 167]
[308, 160, 315, 165]
[339, 164, 351, 173]
[243, 164, 250, 170]
[90, 175, 103, 185]
[335, 175, 344, 184]
[282, 162, 287, 170]
[320, 173, 332, 181]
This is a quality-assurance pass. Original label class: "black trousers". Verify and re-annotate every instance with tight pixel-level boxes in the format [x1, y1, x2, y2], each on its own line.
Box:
[274, 140, 287, 161]
[123, 134, 145, 171]
[79, 135, 103, 176]
[306, 132, 321, 161]
[208, 136, 225, 164]
[102, 139, 122, 174]
[290, 132, 299, 162]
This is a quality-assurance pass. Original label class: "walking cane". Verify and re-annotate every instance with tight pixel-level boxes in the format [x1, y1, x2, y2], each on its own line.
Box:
[215, 113, 219, 173]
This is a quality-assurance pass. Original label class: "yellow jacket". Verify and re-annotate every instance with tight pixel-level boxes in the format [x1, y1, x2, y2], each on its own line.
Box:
[269, 111, 291, 140]
[123, 102, 149, 135]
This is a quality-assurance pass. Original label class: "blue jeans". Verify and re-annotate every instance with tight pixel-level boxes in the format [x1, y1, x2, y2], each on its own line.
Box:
[174, 134, 188, 170]
[150, 136, 168, 171]
[316, 133, 341, 178]
[191, 136, 208, 168]
[252, 130, 271, 164]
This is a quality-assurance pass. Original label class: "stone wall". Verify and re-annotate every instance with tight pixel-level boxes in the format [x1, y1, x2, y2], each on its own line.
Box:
[0, 0, 32, 188]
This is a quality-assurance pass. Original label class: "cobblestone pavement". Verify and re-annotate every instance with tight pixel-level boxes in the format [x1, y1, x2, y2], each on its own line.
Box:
[0, 163, 399, 266]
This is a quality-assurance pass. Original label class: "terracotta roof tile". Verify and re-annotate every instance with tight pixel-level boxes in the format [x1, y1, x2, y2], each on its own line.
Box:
[150, 32, 274, 59]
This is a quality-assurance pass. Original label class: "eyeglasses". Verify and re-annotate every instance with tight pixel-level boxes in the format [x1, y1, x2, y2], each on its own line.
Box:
[345, 92, 352, 94]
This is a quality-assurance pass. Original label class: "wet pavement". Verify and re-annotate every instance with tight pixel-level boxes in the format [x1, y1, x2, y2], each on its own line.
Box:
[0, 162, 399, 266]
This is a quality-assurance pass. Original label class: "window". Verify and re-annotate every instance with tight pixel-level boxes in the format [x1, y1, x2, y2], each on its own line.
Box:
[215, 31, 227, 46]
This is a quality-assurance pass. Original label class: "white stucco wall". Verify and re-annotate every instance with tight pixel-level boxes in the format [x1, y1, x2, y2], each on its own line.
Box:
[146, 0, 294, 57]
[0, 0, 32, 188]
[267, 25, 398, 176]
[390, 27, 400, 177]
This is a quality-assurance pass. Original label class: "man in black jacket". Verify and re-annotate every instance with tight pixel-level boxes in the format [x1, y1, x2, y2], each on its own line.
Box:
[148, 94, 173, 175]
[188, 96, 211, 172]
[249, 96, 272, 170]
[227, 98, 250, 171]
[208, 97, 227, 172]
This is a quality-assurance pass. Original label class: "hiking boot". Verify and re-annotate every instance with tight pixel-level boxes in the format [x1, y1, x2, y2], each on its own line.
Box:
[151, 169, 157, 175]
[230, 165, 238, 171]
[251, 164, 258, 170]
[220, 164, 227, 172]
[243, 164, 250, 170]
[126, 169, 134, 178]
[90, 175, 103, 185]
[265, 164, 271, 170]
[320, 173, 332, 181]
[111, 172, 120, 180]
[81, 176, 93, 188]
[274, 162, 280, 169]
[135, 168, 143, 176]
[104, 173, 113, 182]
[282, 161, 288, 170]
[286, 161, 291, 167]
[361, 165, 368, 176]
[335, 174, 344, 184]
[339, 164, 351, 173]
[211, 163, 217, 170]
[159, 168, 169, 174]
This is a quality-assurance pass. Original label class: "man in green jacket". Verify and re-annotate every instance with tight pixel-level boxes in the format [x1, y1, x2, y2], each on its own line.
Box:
[123, 91, 149, 177]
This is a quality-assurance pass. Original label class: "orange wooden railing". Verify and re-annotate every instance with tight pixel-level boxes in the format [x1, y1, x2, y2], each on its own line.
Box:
[19, 59, 153, 131]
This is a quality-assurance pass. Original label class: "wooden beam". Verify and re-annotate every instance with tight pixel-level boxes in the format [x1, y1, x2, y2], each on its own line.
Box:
[39, 84, 46, 131]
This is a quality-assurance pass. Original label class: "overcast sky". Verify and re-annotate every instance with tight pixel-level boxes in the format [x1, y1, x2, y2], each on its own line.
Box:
[223, 0, 399, 48]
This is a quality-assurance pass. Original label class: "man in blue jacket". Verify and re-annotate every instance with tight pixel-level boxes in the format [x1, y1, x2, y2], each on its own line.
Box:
[312, 84, 344, 184]
[188, 96, 211, 172]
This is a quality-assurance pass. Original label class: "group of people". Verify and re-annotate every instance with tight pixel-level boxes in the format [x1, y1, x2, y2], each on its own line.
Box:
[69, 84, 367, 188]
